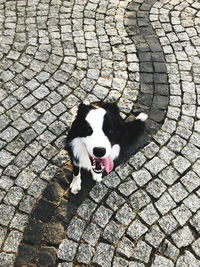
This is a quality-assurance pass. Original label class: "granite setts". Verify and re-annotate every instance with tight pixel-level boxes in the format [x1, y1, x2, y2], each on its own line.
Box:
[0, 0, 200, 266]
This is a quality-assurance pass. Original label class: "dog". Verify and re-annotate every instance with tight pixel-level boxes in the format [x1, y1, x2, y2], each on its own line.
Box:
[66, 102, 148, 194]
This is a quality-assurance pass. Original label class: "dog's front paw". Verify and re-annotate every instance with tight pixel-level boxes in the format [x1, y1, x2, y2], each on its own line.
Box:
[70, 175, 81, 194]
[92, 172, 103, 183]
[111, 144, 120, 160]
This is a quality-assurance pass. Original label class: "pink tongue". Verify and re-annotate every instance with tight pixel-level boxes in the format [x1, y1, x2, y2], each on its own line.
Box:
[102, 155, 114, 174]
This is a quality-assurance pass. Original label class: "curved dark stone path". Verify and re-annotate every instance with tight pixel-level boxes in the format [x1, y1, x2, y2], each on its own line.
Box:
[0, 0, 199, 266]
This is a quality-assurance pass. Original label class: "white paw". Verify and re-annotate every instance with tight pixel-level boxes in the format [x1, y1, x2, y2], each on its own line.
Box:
[70, 175, 81, 194]
[136, 113, 148, 121]
[111, 144, 120, 160]
[92, 172, 103, 183]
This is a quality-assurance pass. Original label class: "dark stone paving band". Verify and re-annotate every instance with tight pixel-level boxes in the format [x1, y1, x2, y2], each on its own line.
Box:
[15, 0, 169, 266]
[126, 0, 169, 134]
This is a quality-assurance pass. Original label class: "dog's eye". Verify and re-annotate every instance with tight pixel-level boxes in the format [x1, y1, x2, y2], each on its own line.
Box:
[87, 126, 92, 134]
[85, 124, 92, 135]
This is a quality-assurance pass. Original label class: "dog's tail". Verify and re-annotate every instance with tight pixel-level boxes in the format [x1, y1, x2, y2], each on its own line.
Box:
[124, 113, 148, 143]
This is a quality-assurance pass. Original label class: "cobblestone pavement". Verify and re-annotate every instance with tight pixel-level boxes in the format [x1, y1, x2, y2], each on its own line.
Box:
[0, 0, 200, 266]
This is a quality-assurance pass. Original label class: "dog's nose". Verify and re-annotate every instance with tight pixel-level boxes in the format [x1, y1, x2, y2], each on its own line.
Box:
[93, 147, 106, 158]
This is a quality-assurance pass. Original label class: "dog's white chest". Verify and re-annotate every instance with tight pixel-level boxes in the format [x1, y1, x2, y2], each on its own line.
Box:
[71, 138, 91, 170]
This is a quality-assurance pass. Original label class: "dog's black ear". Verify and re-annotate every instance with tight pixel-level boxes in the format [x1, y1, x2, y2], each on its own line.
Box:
[67, 103, 91, 141]
[77, 103, 90, 118]
[102, 102, 119, 115]
[78, 103, 88, 112]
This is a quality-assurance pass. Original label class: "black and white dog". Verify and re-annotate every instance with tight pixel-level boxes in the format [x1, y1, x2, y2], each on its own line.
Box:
[66, 102, 148, 194]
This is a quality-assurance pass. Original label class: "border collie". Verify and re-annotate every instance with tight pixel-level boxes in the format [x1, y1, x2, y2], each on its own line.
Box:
[66, 102, 148, 194]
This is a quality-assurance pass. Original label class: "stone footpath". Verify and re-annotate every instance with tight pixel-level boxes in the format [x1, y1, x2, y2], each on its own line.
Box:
[0, 0, 200, 266]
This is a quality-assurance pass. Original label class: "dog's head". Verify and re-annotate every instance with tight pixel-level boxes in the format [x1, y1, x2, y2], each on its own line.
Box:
[67, 102, 123, 173]
[73, 102, 121, 156]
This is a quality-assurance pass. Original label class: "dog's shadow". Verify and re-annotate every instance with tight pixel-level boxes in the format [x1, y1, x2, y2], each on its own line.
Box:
[67, 169, 96, 204]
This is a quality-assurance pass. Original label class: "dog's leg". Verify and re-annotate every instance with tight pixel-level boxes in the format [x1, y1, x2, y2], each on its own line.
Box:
[70, 165, 81, 194]
[91, 170, 103, 183]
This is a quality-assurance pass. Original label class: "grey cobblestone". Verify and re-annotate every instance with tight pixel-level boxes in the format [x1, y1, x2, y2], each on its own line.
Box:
[158, 213, 179, 235]
[159, 166, 179, 185]
[145, 225, 165, 248]
[77, 198, 97, 220]
[0, 253, 15, 267]
[132, 169, 152, 187]
[93, 243, 115, 267]
[190, 210, 200, 233]
[192, 238, 200, 258]
[89, 183, 108, 203]
[113, 257, 129, 267]
[176, 251, 200, 267]
[115, 203, 136, 226]
[159, 239, 179, 261]
[172, 204, 192, 226]
[152, 255, 174, 267]
[117, 237, 134, 258]
[92, 205, 113, 228]
[183, 193, 200, 212]
[181, 171, 200, 192]
[168, 182, 189, 202]
[172, 155, 191, 174]
[118, 177, 138, 196]
[127, 219, 148, 240]
[133, 240, 152, 263]
[129, 189, 151, 210]
[10, 212, 29, 231]
[3, 230, 23, 253]
[19, 195, 36, 214]
[0, 176, 14, 191]
[4, 187, 24, 206]
[66, 218, 86, 242]
[106, 191, 125, 211]
[146, 178, 167, 198]
[172, 226, 195, 248]
[0, 0, 200, 265]
[57, 239, 78, 261]
[139, 203, 160, 225]
[77, 243, 95, 264]
[103, 220, 125, 244]
[129, 151, 147, 169]
[82, 222, 101, 247]
[144, 157, 167, 175]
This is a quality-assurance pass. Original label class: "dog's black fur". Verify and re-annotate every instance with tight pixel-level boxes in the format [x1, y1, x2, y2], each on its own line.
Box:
[66, 102, 147, 194]
[67, 102, 146, 158]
